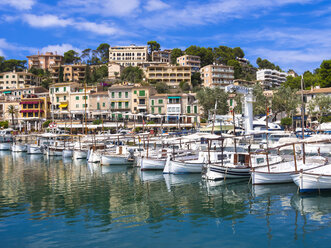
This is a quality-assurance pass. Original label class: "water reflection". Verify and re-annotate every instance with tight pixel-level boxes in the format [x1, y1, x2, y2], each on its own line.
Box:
[0, 153, 330, 247]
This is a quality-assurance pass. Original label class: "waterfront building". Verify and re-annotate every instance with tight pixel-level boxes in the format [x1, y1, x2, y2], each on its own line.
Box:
[256, 69, 288, 88]
[146, 65, 192, 87]
[0, 99, 20, 125]
[27, 51, 63, 70]
[108, 85, 134, 120]
[177, 55, 201, 72]
[89, 91, 110, 119]
[109, 45, 148, 67]
[131, 86, 156, 114]
[149, 94, 167, 115]
[0, 86, 48, 99]
[0, 70, 42, 89]
[200, 64, 234, 88]
[151, 50, 171, 63]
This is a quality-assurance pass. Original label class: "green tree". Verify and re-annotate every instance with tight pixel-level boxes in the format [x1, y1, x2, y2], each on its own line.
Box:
[81, 48, 92, 64]
[253, 84, 267, 116]
[319, 60, 331, 88]
[147, 41, 161, 54]
[233, 47, 245, 58]
[41, 78, 52, 89]
[179, 81, 191, 92]
[96, 43, 110, 63]
[155, 82, 169, 93]
[272, 86, 299, 120]
[281, 117, 292, 130]
[227, 59, 242, 79]
[121, 66, 144, 83]
[0, 59, 27, 72]
[28, 67, 44, 77]
[63, 50, 80, 64]
[307, 95, 331, 123]
[191, 72, 202, 88]
[185, 46, 214, 67]
[284, 76, 301, 89]
[170, 48, 183, 64]
[7, 105, 18, 129]
[197, 87, 229, 117]
[256, 57, 281, 71]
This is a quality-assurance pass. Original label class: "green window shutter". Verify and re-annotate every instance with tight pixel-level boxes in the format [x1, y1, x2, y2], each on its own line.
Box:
[139, 90, 145, 96]
[64, 87, 66, 92]
[125, 102, 129, 108]
[230, 99, 233, 106]
[97, 103, 100, 110]
[151, 100, 154, 106]
[111, 102, 115, 108]
[151, 107, 154, 114]
[158, 107, 161, 114]
[125, 92, 128, 98]
[118, 102, 122, 108]
[158, 99, 163, 104]
[64, 96, 66, 100]
[134, 90, 137, 94]
[56, 88, 59, 92]
[56, 97, 59, 102]
[111, 92, 115, 98]
[187, 106, 191, 113]
[102, 102, 105, 107]
[76, 96, 79, 100]
[119, 92, 122, 98]
[194, 106, 197, 113]
[112, 114, 115, 119]
[118, 114, 122, 119]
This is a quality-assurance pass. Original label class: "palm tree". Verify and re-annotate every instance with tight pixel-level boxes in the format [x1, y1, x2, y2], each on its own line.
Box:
[7, 105, 18, 129]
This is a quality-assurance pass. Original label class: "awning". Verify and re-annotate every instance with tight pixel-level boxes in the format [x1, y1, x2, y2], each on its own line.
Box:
[20, 101, 41, 104]
[3, 91, 11, 94]
[59, 103, 68, 108]
[168, 96, 181, 99]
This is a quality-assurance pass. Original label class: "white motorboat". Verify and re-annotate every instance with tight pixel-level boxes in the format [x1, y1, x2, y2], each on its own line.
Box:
[73, 149, 88, 159]
[291, 163, 331, 192]
[0, 142, 12, 150]
[100, 146, 134, 165]
[62, 149, 73, 158]
[11, 144, 27, 152]
[27, 144, 43, 154]
[204, 153, 283, 181]
[251, 156, 327, 185]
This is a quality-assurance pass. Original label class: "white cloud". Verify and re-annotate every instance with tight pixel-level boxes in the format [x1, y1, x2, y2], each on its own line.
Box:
[0, 38, 36, 57]
[0, 0, 36, 10]
[58, 0, 140, 17]
[23, 14, 72, 28]
[41, 44, 81, 55]
[145, 0, 169, 11]
[139, 0, 315, 28]
[21, 14, 119, 35]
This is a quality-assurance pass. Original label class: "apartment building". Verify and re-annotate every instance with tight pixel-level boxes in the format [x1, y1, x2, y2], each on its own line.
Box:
[109, 45, 148, 67]
[19, 93, 50, 120]
[177, 55, 201, 72]
[131, 86, 155, 114]
[89, 91, 110, 119]
[109, 85, 133, 119]
[149, 95, 167, 115]
[256, 69, 288, 87]
[49, 64, 87, 83]
[146, 65, 192, 87]
[27, 51, 64, 70]
[0, 70, 42, 90]
[0, 86, 48, 99]
[151, 50, 171, 63]
[200, 64, 234, 88]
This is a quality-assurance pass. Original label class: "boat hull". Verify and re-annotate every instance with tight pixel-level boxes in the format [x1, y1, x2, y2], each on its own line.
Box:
[11, 144, 27, 152]
[251, 171, 292, 185]
[0, 143, 12, 150]
[27, 145, 43, 154]
[205, 165, 250, 180]
[292, 173, 331, 192]
[73, 150, 88, 159]
[165, 160, 203, 174]
[141, 157, 166, 170]
[101, 155, 132, 165]
[62, 149, 73, 158]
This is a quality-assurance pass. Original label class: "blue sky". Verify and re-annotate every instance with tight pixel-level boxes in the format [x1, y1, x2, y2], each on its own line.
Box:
[0, 0, 330, 73]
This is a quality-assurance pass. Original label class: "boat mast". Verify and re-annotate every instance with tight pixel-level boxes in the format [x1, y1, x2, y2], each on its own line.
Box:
[300, 75, 306, 164]
[211, 101, 217, 134]
[84, 82, 88, 135]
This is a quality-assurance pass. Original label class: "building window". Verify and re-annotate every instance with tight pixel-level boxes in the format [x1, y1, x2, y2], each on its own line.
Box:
[55, 88, 59, 92]
[187, 106, 191, 113]
[64, 96, 66, 100]
[56, 97, 59, 102]
[63, 87, 66, 92]
[158, 99, 163, 104]
[76, 96, 79, 100]
[83, 96, 88, 100]
[194, 106, 197, 114]
[125, 92, 128, 98]
[139, 90, 145, 96]
[151, 100, 154, 106]
[102, 102, 105, 107]
[151, 107, 154, 114]
[230, 99, 233, 106]
[97, 103, 100, 110]
[111, 92, 115, 98]
[119, 92, 122, 98]
[76, 104, 79, 108]
[118, 102, 122, 108]
[134, 90, 137, 94]
[158, 107, 161, 114]
[125, 102, 129, 108]
[111, 102, 115, 108]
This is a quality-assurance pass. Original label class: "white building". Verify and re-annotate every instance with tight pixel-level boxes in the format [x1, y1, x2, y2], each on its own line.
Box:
[109, 45, 148, 67]
[256, 69, 288, 87]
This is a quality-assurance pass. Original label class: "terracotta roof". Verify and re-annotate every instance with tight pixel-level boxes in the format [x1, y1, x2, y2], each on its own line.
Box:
[299, 87, 331, 95]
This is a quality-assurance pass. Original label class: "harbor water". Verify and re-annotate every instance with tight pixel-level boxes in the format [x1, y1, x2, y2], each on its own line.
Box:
[1, 151, 331, 247]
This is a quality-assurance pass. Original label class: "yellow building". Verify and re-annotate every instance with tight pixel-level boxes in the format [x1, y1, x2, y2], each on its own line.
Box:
[146, 65, 192, 87]
[19, 94, 50, 120]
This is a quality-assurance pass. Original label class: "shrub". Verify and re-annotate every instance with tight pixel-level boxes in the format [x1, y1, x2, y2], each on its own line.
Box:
[42, 120, 51, 128]
[281, 117, 292, 128]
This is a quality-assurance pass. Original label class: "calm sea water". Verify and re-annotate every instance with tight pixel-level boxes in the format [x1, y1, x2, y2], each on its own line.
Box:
[0, 151, 331, 248]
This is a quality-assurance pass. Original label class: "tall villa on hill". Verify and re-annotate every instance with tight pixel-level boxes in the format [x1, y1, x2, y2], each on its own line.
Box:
[27, 52, 64, 70]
